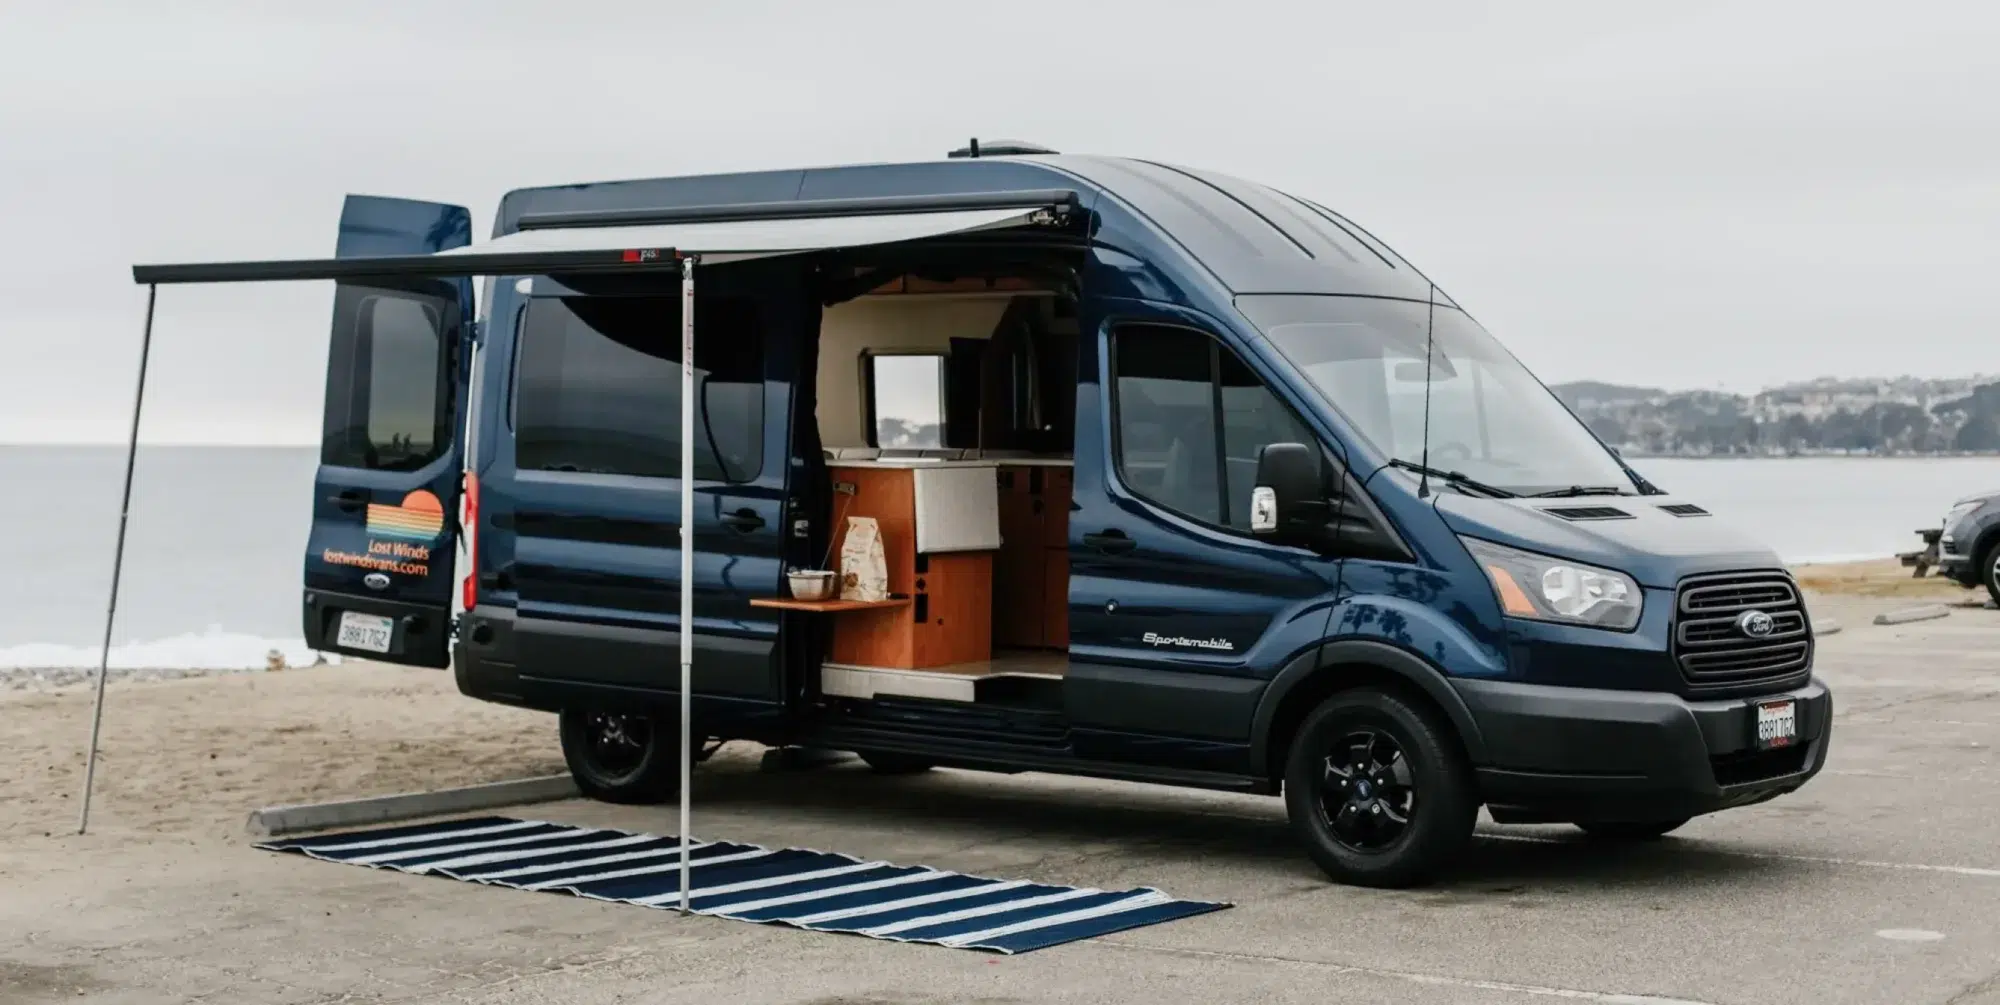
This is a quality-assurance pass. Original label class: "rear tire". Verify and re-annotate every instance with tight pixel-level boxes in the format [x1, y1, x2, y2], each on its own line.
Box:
[1283, 688, 1477, 888]
[857, 751, 935, 775]
[1575, 818, 1690, 841]
[559, 708, 683, 804]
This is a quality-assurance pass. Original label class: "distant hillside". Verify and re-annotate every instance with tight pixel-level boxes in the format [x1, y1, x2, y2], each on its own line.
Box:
[1549, 376, 2000, 456]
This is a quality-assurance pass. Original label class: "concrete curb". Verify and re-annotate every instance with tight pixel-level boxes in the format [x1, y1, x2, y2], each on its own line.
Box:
[246, 774, 578, 838]
[1813, 618, 1842, 636]
[1872, 604, 1952, 627]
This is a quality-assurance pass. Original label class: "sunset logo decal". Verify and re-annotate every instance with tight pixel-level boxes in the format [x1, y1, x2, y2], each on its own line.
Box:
[365, 490, 446, 542]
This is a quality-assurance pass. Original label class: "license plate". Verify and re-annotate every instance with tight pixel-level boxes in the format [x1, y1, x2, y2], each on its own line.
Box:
[1754, 699, 1798, 750]
[336, 612, 394, 654]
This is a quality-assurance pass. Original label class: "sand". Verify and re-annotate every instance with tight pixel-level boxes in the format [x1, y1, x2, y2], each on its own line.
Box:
[0, 663, 560, 843]
[1792, 556, 1983, 601]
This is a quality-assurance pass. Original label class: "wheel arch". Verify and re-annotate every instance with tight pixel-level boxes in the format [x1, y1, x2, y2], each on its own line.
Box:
[1250, 639, 1489, 780]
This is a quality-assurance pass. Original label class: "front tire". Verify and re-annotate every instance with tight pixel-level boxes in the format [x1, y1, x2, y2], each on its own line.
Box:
[1981, 541, 2000, 607]
[559, 708, 683, 804]
[1283, 688, 1477, 888]
[1575, 817, 1690, 841]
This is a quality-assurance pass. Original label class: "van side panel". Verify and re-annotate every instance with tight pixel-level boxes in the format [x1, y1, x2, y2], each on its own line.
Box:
[1062, 289, 1342, 772]
[463, 263, 817, 731]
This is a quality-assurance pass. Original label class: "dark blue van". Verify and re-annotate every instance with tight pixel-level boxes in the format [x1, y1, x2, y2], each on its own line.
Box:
[284, 145, 1830, 887]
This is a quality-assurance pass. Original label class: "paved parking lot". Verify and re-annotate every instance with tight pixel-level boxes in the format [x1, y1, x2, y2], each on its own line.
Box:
[4, 594, 1997, 1004]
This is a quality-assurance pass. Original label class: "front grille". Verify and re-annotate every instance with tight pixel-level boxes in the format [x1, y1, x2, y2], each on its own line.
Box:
[1671, 570, 1812, 695]
[1711, 746, 1810, 787]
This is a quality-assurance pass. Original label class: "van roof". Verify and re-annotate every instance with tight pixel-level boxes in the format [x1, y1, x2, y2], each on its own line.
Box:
[493, 154, 1444, 303]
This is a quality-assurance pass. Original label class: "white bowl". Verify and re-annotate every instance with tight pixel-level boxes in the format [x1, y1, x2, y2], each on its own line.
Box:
[788, 570, 837, 602]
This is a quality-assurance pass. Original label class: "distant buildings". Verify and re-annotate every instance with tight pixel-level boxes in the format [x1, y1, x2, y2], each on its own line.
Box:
[1551, 375, 2000, 456]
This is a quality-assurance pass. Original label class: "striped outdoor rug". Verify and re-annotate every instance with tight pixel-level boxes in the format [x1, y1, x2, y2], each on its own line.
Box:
[256, 816, 1229, 953]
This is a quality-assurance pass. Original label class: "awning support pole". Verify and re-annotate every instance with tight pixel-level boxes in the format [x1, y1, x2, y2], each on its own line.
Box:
[78, 283, 158, 835]
[678, 254, 696, 914]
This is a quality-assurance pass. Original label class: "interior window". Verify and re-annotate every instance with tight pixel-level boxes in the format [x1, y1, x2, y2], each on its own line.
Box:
[1113, 324, 1319, 531]
[512, 295, 764, 482]
[867, 353, 945, 448]
[322, 285, 453, 472]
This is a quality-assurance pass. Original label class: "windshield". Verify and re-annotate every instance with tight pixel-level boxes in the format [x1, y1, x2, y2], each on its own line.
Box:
[1239, 295, 1635, 495]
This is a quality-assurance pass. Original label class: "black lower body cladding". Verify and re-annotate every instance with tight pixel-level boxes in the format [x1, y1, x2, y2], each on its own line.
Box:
[1453, 676, 1831, 824]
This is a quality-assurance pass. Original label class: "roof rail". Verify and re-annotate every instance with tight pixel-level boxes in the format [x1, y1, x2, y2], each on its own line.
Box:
[947, 138, 1060, 159]
[516, 189, 1080, 231]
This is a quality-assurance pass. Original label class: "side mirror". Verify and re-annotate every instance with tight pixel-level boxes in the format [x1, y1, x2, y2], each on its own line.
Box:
[1251, 442, 1329, 545]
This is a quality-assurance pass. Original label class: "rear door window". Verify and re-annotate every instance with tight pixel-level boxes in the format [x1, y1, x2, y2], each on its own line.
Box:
[322, 284, 455, 472]
[512, 295, 764, 482]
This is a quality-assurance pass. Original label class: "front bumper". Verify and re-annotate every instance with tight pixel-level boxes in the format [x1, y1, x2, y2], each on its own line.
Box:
[1453, 676, 1831, 823]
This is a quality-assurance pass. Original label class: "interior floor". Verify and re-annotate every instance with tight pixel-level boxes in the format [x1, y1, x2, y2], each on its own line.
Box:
[821, 648, 1068, 703]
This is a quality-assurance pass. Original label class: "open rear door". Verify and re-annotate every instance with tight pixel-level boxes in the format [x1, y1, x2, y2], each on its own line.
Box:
[303, 196, 473, 667]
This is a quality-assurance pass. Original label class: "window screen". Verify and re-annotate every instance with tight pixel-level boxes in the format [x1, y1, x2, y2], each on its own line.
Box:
[512, 295, 764, 482]
[322, 284, 454, 472]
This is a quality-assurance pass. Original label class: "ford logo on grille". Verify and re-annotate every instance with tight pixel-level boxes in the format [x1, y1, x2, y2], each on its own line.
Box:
[1736, 609, 1776, 638]
[363, 572, 391, 591]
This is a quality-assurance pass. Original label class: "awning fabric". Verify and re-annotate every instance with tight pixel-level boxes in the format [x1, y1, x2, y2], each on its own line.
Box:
[131, 202, 1061, 285]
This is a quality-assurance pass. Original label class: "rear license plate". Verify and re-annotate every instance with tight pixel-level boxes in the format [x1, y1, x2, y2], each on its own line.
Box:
[336, 612, 394, 654]
[1754, 699, 1798, 750]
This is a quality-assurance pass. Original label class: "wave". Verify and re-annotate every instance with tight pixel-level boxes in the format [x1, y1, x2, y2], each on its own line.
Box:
[0, 627, 341, 671]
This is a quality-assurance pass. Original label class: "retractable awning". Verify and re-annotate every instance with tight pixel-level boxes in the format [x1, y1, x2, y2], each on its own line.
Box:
[130, 189, 1079, 284]
[85, 187, 1082, 924]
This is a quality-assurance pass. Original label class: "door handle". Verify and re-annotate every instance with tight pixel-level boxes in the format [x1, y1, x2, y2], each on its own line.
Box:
[719, 508, 765, 533]
[327, 490, 366, 513]
[1081, 529, 1136, 555]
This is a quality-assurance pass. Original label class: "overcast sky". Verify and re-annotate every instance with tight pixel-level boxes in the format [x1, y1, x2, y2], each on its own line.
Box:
[3, 1, 1994, 444]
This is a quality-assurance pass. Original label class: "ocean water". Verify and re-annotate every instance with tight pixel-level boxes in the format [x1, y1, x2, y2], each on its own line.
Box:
[2, 446, 1996, 668]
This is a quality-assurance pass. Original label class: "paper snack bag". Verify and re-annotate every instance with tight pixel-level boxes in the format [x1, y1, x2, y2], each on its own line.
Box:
[838, 516, 889, 602]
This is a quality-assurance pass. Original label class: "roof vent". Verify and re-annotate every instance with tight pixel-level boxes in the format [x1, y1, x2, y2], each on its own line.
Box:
[1542, 505, 1635, 521]
[947, 138, 1060, 159]
[1659, 503, 1711, 517]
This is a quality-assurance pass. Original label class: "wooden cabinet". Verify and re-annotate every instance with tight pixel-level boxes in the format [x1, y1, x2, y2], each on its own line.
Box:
[992, 463, 1072, 651]
[825, 464, 993, 670]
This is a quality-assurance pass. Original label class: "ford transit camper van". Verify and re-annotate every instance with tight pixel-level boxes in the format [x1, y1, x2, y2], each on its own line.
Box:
[148, 145, 1830, 887]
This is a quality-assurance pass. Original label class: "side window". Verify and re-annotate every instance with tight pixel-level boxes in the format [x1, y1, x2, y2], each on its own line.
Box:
[323, 285, 453, 472]
[1112, 324, 1319, 531]
[866, 353, 945, 448]
[512, 295, 764, 482]
[1219, 348, 1320, 527]
[1111, 326, 1222, 524]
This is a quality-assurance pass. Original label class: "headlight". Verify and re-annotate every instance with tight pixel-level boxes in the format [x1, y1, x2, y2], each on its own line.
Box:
[1944, 501, 1981, 531]
[1461, 537, 1643, 631]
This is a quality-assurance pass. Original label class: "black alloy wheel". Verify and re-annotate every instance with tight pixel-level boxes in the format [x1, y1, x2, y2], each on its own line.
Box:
[559, 708, 683, 804]
[1283, 688, 1477, 888]
[1318, 728, 1418, 852]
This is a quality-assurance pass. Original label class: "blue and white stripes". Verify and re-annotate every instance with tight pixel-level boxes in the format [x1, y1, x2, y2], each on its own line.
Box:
[257, 816, 1228, 953]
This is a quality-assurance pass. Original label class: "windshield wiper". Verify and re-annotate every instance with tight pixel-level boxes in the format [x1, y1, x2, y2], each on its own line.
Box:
[1528, 485, 1634, 498]
[1385, 458, 1516, 498]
